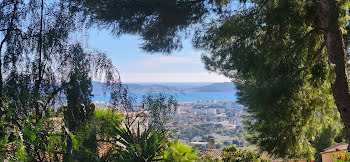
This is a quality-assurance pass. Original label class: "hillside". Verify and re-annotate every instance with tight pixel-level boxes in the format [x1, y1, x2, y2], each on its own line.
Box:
[188, 82, 236, 92]
[92, 81, 178, 92]
[92, 82, 236, 92]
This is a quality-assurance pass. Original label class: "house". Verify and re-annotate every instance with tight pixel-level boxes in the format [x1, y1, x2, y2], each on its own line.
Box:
[202, 138, 222, 158]
[207, 108, 217, 115]
[122, 110, 149, 133]
[321, 142, 349, 162]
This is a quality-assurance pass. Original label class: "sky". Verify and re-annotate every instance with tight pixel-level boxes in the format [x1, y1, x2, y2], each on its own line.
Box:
[86, 29, 231, 83]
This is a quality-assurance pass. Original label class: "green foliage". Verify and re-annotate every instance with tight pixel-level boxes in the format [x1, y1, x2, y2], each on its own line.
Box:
[64, 44, 95, 131]
[62, 44, 99, 161]
[198, 154, 222, 162]
[334, 152, 350, 162]
[0, 103, 64, 161]
[198, 145, 270, 162]
[102, 126, 168, 162]
[221, 145, 270, 162]
[312, 126, 341, 161]
[143, 93, 177, 129]
[69, 133, 79, 151]
[61, 108, 123, 161]
[65, 0, 350, 159]
[46, 135, 62, 156]
[0, 0, 126, 161]
[193, 0, 345, 159]
[15, 143, 28, 162]
[99, 90, 178, 161]
[95, 108, 123, 140]
[163, 140, 198, 162]
[69, 0, 211, 53]
[5, 0, 350, 161]
[176, 123, 247, 149]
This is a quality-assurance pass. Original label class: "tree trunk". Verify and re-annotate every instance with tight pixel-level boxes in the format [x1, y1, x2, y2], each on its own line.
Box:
[0, 38, 4, 116]
[34, 0, 44, 121]
[319, 0, 350, 151]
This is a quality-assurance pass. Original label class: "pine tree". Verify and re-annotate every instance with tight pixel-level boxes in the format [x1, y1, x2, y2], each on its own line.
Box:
[70, 0, 350, 158]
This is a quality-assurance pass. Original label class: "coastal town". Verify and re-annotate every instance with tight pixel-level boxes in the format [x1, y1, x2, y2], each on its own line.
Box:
[167, 101, 247, 152]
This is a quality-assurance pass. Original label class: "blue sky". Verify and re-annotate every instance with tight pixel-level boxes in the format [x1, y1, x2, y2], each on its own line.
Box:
[86, 29, 231, 83]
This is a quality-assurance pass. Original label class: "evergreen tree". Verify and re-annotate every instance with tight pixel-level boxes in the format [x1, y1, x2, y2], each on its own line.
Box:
[70, 0, 350, 158]
[64, 44, 95, 130]
[63, 44, 98, 161]
[68, 0, 212, 53]
[193, 0, 350, 158]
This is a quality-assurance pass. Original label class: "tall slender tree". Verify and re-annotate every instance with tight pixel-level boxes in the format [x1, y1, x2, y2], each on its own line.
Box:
[0, 0, 122, 160]
[0, 0, 21, 114]
[64, 44, 95, 131]
[62, 44, 99, 161]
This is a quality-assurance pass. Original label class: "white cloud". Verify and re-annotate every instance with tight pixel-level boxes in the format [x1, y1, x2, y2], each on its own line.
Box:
[120, 72, 231, 82]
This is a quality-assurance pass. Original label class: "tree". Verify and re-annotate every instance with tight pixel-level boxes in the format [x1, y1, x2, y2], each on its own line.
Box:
[221, 145, 270, 162]
[0, 1, 86, 160]
[198, 154, 221, 162]
[67, 0, 215, 53]
[312, 126, 340, 161]
[68, 0, 350, 159]
[63, 44, 98, 161]
[3, 0, 349, 160]
[142, 93, 177, 130]
[99, 88, 178, 161]
[0, 0, 123, 160]
[64, 44, 95, 131]
[199, 145, 270, 162]
[193, 0, 350, 158]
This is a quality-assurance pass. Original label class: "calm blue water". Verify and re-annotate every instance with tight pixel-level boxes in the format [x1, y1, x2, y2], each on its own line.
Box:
[92, 91, 237, 103]
[92, 82, 237, 103]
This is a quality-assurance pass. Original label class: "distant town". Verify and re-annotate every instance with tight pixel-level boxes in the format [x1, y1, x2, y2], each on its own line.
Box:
[94, 99, 248, 152]
[167, 100, 247, 152]
[92, 82, 247, 153]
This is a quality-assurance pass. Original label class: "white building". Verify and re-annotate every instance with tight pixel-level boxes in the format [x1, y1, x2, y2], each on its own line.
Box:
[207, 108, 217, 115]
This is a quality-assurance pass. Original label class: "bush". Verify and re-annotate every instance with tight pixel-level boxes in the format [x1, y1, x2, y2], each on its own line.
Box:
[334, 151, 350, 162]
[164, 140, 198, 162]
[222, 145, 270, 162]
[198, 154, 222, 162]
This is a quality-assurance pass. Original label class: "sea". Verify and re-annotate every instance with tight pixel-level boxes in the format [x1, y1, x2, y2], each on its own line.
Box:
[92, 82, 237, 103]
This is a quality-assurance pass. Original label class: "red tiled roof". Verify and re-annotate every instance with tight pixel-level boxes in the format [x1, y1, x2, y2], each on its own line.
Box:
[321, 142, 349, 154]
[203, 149, 222, 158]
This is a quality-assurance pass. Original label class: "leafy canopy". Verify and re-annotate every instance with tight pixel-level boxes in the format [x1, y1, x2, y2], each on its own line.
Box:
[194, 0, 348, 159]
[68, 0, 350, 159]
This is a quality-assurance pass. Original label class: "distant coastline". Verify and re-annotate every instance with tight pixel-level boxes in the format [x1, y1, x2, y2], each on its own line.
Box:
[92, 82, 237, 103]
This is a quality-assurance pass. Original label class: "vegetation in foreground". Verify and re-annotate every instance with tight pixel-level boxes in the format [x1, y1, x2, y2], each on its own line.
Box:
[1, 0, 350, 161]
[70, 0, 350, 158]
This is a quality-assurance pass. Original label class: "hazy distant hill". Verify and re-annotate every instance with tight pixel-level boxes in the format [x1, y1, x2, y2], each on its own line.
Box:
[92, 82, 235, 92]
[92, 81, 178, 92]
[188, 82, 236, 92]
[127, 84, 178, 91]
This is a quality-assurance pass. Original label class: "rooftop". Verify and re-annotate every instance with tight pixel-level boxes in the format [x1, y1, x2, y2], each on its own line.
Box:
[321, 142, 349, 154]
